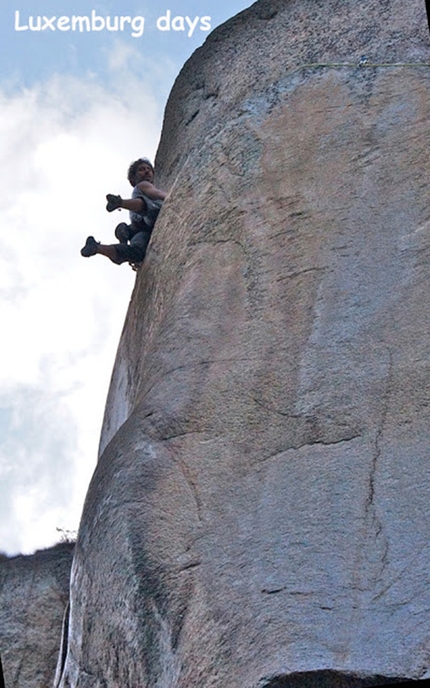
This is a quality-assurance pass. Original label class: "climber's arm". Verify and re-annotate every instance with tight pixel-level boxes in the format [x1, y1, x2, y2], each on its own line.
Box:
[116, 197, 145, 212]
[136, 180, 167, 201]
[106, 181, 167, 214]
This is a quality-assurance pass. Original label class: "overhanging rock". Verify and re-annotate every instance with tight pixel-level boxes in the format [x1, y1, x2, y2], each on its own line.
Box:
[60, 0, 430, 685]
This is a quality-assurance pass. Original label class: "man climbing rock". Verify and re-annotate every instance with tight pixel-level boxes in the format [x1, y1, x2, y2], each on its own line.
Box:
[80, 157, 166, 266]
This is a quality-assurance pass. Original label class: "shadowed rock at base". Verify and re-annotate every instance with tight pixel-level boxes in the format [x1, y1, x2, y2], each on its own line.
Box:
[0, 543, 74, 688]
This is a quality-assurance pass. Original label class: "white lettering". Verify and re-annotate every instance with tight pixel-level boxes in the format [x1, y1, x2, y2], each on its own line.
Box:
[29, 16, 42, 31]
[106, 16, 119, 31]
[13, 11, 152, 37]
[42, 16, 56, 31]
[172, 16, 185, 32]
[131, 16, 144, 38]
[200, 16, 211, 32]
[120, 16, 131, 31]
[72, 16, 90, 32]
[57, 16, 70, 31]
[91, 10, 105, 31]
[185, 16, 199, 37]
[14, 11, 28, 31]
[157, 10, 171, 31]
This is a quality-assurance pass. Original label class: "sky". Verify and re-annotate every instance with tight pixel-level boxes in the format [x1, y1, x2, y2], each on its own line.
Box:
[0, 0, 253, 555]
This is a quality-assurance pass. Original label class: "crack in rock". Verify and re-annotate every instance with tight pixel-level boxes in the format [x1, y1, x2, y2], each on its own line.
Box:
[251, 395, 361, 452]
[364, 350, 393, 559]
[351, 349, 393, 607]
[276, 266, 327, 282]
[176, 458, 203, 523]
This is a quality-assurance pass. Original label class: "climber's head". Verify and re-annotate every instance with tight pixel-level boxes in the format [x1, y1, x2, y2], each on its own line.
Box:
[127, 158, 154, 186]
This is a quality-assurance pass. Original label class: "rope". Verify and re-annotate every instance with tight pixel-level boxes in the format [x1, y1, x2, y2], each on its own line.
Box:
[298, 61, 430, 69]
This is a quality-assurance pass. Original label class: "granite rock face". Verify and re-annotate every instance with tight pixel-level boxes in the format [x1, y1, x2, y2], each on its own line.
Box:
[0, 544, 73, 688]
[60, 0, 430, 685]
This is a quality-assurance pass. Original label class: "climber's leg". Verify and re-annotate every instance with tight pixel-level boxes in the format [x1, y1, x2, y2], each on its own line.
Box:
[96, 244, 124, 264]
[114, 222, 133, 244]
[114, 231, 152, 265]
[81, 231, 151, 265]
[80, 236, 123, 264]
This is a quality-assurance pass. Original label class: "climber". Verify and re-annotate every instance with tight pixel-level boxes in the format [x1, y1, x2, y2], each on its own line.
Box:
[80, 157, 167, 266]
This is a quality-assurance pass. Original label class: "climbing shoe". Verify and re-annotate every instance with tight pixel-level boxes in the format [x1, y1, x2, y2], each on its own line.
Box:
[115, 222, 132, 244]
[106, 194, 122, 212]
[80, 236, 99, 257]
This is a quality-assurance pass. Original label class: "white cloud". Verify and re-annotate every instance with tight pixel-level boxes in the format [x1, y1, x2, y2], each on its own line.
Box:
[0, 60, 164, 555]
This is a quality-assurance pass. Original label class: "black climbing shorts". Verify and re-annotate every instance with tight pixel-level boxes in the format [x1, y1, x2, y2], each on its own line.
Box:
[114, 230, 151, 265]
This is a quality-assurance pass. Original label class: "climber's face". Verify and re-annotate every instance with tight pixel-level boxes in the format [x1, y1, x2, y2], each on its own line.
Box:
[135, 162, 154, 184]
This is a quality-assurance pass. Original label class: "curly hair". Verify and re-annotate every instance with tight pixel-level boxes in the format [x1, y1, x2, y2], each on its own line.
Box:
[127, 158, 154, 186]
